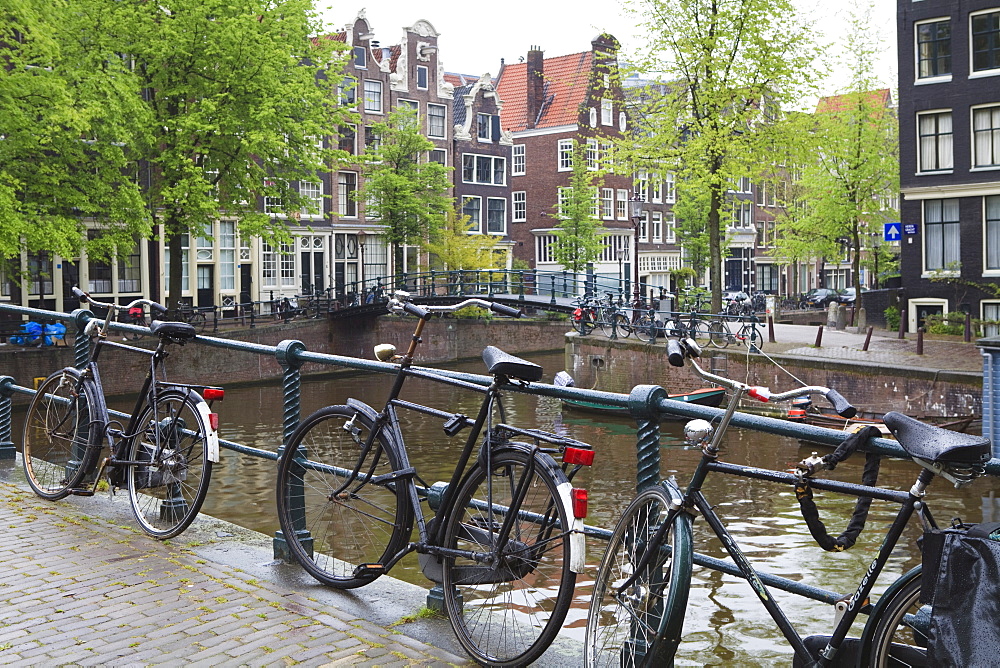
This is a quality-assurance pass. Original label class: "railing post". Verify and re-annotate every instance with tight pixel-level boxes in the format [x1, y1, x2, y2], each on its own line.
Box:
[0, 376, 16, 460]
[273, 339, 308, 562]
[517, 270, 525, 301]
[628, 385, 667, 492]
[71, 308, 93, 369]
[550, 275, 557, 305]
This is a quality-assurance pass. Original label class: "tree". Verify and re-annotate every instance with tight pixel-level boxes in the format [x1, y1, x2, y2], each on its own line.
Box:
[425, 210, 500, 272]
[774, 3, 899, 311]
[551, 141, 605, 274]
[361, 107, 453, 274]
[109, 0, 353, 305]
[0, 0, 149, 269]
[624, 0, 820, 313]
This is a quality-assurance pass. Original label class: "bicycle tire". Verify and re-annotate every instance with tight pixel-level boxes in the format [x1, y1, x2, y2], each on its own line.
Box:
[689, 321, 710, 345]
[442, 447, 576, 667]
[863, 571, 929, 667]
[189, 311, 207, 334]
[598, 308, 617, 337]
[585, 483, 693, 668]
[581, 309, 596, 335]
[275, 405, 413, 588]
[708, 320, 730, 348]
[571, 310, 587, 334]
[126, 390, 213, 538]
[22, 368, 102, 500]
[614, 314, 633, 338]
[634, 314, 656, 341]
[748, 325, 763, 350]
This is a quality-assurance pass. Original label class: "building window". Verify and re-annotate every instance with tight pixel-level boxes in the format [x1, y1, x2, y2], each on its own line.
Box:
[512, 191, 526, 222]
[617, 189, 628, 220]
[973, 105, 1000, 168]
[986, 196, 1000, 270]
[487, 198, 506, 234]
[665, 212, 676, 243]
[363, 80, 382, 113]
[601, 188, 614, 219]
[262, 242, 277, 287]
[219, 221, 235, 290]
[416, 65, 428, 90]
[512, 144, 525, 175]
[972, 10, 1000, 73]
[558, 139, 573, 171]
[537, 234, 556, 263]
[196, 235, 213, 261]
[462, 197, 482, 231]
[732, 201, 753, 228]
[338, 172, 357, 217]
[300, 181, 322, 217]
[924, 198, 960, 271]
[557, 187, 569, 216]
[398, 99, 419, 115]
[280, 242, 295, 286]
[639, 212, 649, 242]
[635, 171, 649, 202]
[651, 211, 662, 242]
[917, 111, 953, 172]
[117, 241, 141, 293]
[429, 149, 447, 165]
[665, 172, 676, 203]
[427, 104, 446, 138]
[338, 125, 356, 154]
[338, 78, 356, 106]
[364, 126, 380, 153]
[477, 113, 493, 141]
[601, 99, 613, 125]
[263, 178, 283, 214]
[353, 46, 366, 69]
[916, 19, 951, 78]
[651, 179, 662, 203]
[586, 139, 599, 170]
[462, 154, 506, 185]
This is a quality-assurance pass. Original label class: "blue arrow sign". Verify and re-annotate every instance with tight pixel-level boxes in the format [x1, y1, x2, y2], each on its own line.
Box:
[884, 223, 901, 241]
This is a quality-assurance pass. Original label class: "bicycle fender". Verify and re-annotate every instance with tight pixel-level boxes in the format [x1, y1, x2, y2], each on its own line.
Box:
[345, 398, 405, 454]
[192, 399, 220, 463]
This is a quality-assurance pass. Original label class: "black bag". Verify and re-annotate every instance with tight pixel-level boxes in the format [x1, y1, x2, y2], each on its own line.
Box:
[921, 521, 1000, 664]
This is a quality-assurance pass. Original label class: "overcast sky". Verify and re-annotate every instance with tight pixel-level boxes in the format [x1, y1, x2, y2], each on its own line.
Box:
[318, 1, 897, 97]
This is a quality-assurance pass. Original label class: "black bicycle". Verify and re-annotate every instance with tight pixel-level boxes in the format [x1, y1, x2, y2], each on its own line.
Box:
[585, 336, 991, 666]
[173, 301, 208, 333]
[21, 287, 224, 539]
[275, 291, 593, 666]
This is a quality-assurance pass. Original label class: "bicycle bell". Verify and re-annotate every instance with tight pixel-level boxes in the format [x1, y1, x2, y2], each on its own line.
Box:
[683, 419, 713, 446]
[374, 343, 397, 362]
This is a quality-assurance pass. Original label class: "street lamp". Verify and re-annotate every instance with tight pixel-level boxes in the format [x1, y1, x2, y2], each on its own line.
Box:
[629, 193, 644, 308]
[616, 247, 627, 296]
[357, 229, 367, 297]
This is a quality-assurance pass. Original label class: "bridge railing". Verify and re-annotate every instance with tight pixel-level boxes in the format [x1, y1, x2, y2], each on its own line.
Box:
[1, 301, 998, 612]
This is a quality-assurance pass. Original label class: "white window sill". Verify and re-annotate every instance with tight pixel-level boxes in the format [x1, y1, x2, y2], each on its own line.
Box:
[921, 272, 959, 279]
[970, 69, 1000, 80]
[971, 165, 1000, 172]
[915, 170, 954, 176]
[915, 75, 952, 85]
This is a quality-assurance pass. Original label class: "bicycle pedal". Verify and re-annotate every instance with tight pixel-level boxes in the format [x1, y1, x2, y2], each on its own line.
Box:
[67, 488, 95, 497]
[352, 563, 386, 577]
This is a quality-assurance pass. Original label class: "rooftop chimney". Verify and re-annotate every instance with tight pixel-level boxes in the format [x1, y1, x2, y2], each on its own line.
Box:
[526, 46, 544, 129]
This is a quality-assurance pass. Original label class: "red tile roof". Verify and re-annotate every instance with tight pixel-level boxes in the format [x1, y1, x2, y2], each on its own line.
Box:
[496, 51, 593, 131]
[816, 89, 892, 113]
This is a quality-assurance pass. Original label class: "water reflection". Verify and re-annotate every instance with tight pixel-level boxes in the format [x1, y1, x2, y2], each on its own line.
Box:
[20, 349, 1000, 665]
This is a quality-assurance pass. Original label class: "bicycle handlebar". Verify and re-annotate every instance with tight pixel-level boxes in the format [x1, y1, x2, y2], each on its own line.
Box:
[667, 337, 857, 418]
[387, 292, 523, 320]
[72, 287, 167, 316]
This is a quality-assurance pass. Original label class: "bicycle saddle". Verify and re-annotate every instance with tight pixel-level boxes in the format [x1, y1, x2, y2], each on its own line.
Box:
[149, 320, 198, 342]
[482, 345, 543, 382]
[882, 411, 991, 466]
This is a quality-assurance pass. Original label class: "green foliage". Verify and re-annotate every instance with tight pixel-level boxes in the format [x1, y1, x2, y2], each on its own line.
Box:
[425, 210, 500, 271]
[363, 106, 453, 268]
[622, 0, 821, 312]
[551, 141, 605, 272]
[883, 305, 900, 331]
[924, 312, 965, 336]
[452, 306, 491, 320]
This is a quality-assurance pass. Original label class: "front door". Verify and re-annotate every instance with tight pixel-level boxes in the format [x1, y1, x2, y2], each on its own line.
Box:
[197, 265, 214, 308]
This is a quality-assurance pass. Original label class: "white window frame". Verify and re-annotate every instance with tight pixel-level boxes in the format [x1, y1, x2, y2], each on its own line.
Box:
[665, 172, 676, 203]
[601, 99, 613, 126]
[983, 300, 1000, 337]
[462, 196, 482, 232]
[427, 104, 446, 138]
[639, 212, 649, 242]
[299, 181, 323, 219]
[536, 234, 556, 264]
[462, 153, 506, 186]
[557, 187, 569, 216]
[923, 198, 960, 274]
[971, 9, 1000, 77]
[477, 113, 492, 142]
[651, 179, 662, 203]
[512, 144, 526, 175]
[915, 17, 953, 82]
[586, 139, 599, 170]
[984, 195, 1000, 274]
[353, 46, 367, 69]
[416, 65, 428, 90]
[558, 139, 573, 171]
[338, 172, 358, 218]
[512, 191, 526, 222]
[972, 104, 1000, 169]
[616, 189, 628, 220]
[601, 188, 614, 219]
[363, 79, 382, 114]
[917, 109, 954, 173]
[486, 198, 506, 235]
[908, 297, 949, 333]
[665, 211, 676, 243]
[635, 171, 649, 202]
[651, 211, 662, 242]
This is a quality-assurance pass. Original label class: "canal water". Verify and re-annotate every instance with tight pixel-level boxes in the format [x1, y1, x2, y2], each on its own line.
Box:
[24, 350, 1000, 664]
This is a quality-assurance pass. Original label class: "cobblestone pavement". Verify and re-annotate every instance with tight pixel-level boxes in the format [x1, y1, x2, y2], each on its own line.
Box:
[0, 481, 470, 667]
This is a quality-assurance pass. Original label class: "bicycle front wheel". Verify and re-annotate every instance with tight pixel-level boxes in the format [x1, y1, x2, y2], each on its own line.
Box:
[442, 448, 576, 666]
[189, 311, 207, 333]
[275, 405, 413, 588]
[598, 309, 616, 337]
[708, 320, 730, 348]
[688, 321, 710, 345]
[586, 483, 693, 668]
[635, 314, 657, 341]
[126, 391, 213, 538]
[22, 368, 102, 500]
[865, 573, 929, 667]
[614, 314, 633, 338]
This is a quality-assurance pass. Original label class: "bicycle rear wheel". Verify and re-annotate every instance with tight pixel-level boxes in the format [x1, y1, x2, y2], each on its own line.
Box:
[708, 320, 730, 348]
[864, 573, 929, 667]
[22, 368, 102, 500]
[635, 314, 657, 341]
[598, 308, 616, 337]
[442, 448, 576, 666]
[275, 405, 413, 588]
[688, 320, 710, 345]
[586, 483, 693, 668]
[188, 311, 207, 333]
[126, 391, 213, 538]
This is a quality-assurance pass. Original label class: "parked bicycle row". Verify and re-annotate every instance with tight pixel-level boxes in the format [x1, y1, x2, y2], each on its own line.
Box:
[14, 288, 996, 666]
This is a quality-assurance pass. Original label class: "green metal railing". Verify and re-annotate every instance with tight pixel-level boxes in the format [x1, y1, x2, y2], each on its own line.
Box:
[1, 301, 998, 612]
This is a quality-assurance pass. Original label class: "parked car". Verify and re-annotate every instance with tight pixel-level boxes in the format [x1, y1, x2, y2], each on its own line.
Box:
[837, 287, 869, 305]
[803, 288, 841, 308]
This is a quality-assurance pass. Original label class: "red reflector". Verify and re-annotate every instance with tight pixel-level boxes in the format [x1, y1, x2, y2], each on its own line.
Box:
[203, 388, 224, 401]
[208, 413, 219, 431]
[564, 447, 595, 466]
[571, 488, 588, 519]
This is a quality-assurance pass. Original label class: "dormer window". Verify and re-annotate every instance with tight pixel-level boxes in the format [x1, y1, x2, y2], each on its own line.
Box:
[417, 65, 428, 90]
[477, 113, 496, 142]
[353, 46, 367, 69]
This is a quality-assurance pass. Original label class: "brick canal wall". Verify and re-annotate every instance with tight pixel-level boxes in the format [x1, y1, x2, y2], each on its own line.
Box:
[1, 317, 570, 401]
[567, 336, 982, 419]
